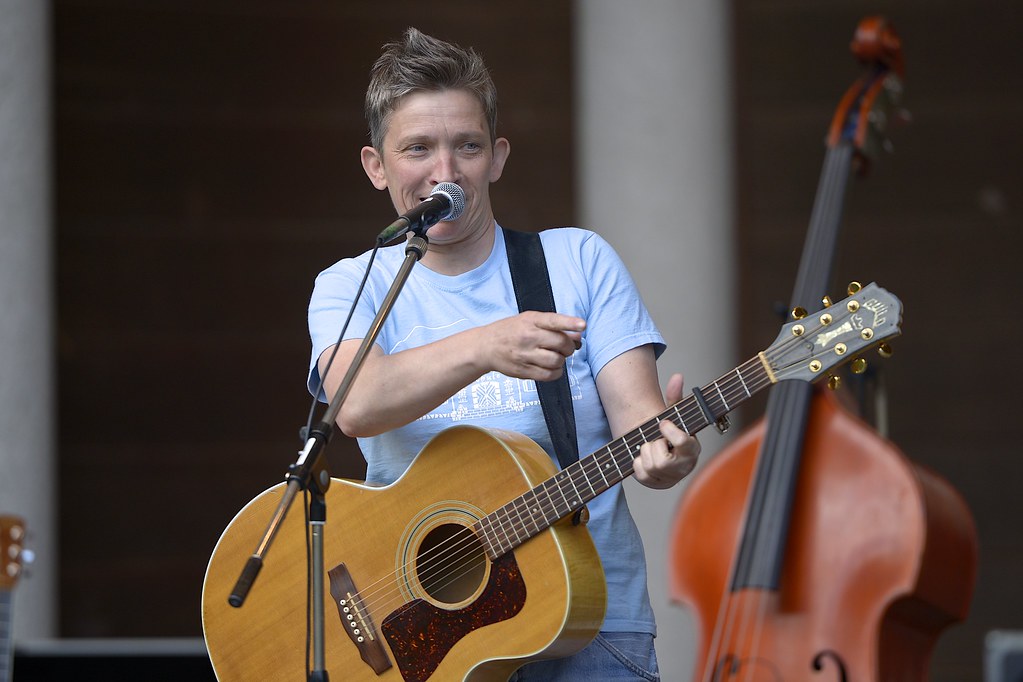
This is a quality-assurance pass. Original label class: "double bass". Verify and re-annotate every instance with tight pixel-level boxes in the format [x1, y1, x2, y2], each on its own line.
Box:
[669, 17, 978, 681]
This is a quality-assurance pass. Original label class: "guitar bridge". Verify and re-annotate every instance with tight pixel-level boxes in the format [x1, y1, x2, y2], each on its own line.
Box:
[328, 562, 392, 675]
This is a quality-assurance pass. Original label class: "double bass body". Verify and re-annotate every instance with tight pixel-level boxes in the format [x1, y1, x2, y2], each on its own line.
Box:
[670, 389, 977, 680]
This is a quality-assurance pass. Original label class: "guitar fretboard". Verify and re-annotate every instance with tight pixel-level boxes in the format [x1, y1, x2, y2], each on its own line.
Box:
[474, 355, 773, 560]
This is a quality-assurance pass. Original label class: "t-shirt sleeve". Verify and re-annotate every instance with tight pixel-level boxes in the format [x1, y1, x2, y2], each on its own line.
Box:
[306, 255, 383, 400]
[554, 229, 666, 376]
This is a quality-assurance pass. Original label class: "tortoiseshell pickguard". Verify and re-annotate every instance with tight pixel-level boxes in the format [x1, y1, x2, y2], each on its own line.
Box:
[381, 552, 526, 682]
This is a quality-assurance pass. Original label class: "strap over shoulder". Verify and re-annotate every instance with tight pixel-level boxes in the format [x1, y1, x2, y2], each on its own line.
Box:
[502, 229, 580, 471]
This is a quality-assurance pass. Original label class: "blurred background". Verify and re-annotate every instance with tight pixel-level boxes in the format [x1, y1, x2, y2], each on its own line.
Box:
[1, 1, 1020, 680]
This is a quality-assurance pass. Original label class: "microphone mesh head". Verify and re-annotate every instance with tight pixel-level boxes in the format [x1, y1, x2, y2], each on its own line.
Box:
[432, 182, 466, 221]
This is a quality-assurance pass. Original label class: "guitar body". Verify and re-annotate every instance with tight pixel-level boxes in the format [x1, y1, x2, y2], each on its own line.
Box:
[202, 425, 606, 682]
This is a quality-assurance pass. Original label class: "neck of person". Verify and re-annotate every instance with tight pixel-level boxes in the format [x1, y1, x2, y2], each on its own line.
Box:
[418, 217, 498, 276]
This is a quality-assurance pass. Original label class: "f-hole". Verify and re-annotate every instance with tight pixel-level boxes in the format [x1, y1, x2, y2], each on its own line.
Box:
[415, 523, 488, 605]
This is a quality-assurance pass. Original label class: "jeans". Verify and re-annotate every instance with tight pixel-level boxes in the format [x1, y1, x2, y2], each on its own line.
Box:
[508, 632, 659, 681]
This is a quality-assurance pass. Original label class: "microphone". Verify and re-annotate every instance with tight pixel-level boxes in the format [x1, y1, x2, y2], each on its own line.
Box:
[376, 182, 466, 244]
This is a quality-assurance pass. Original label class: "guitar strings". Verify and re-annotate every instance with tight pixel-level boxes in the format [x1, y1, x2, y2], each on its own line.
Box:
[346, 334, 801, 621]
[348, 329, 814, 622]
[343, 314, 852, 633]
[346, 362, 774, 623]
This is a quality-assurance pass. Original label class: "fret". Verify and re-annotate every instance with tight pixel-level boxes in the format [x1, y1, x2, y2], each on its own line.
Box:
[507, 499, 527, 546]
[594, 451, 612, 489]
[542, 479, 560, 523]
[735, 366, 751, 397]
[476, 515, 499, 560]
[523, 490, 543, 535]
[492, 506, 513, 555]
[537, 479, 558, 528]
[554, 471, 573, 516]
[577, 461, 598, 499]
[615, 446, 635, 482]
[714, 381, 730, 411]
[610, 442, 627, 480]
[563, 467, 583, 510]
[672, 403, 689, 434]
[506, 500, 527, 550]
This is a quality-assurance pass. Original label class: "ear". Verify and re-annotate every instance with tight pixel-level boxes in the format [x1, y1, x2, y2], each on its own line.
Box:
[361, 146, 388, 190]
[489, 137, 511, 183]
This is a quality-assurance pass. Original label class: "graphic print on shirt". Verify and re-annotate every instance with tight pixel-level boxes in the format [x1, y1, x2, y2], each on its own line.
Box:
[419, 358, 581, 423]
[389, 315, 583, 424]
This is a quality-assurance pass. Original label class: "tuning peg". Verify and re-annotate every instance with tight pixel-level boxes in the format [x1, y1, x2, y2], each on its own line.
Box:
[791, 306, 808, 320]
[827, 375, 842, 390]
[847, 281, 863, 295]
[877, 343, 893, 359]
[822, 295, 833, 308]
[850, 358, 868, 374]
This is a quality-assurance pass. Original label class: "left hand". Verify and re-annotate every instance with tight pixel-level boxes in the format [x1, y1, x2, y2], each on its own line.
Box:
[632, 373, 701, 489]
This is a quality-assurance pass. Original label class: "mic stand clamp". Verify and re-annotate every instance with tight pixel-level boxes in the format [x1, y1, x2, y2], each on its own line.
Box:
[227, 233, 431, 682]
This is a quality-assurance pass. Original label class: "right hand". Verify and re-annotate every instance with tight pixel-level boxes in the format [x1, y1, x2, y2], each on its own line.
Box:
[483, 311, 585, 382]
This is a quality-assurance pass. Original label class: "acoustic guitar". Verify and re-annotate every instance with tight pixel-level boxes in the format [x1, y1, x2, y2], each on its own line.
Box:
[0, 516, 27, 682]
[202, 282, 901, 682]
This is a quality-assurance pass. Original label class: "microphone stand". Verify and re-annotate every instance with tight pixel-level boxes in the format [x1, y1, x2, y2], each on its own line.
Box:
[227, 232, 431, 682]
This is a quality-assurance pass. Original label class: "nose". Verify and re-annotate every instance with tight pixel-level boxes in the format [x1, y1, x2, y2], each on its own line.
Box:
[430, 149, 462, 187]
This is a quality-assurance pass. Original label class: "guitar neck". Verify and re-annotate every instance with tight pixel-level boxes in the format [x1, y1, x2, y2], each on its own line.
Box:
[476, 354, 774, 559]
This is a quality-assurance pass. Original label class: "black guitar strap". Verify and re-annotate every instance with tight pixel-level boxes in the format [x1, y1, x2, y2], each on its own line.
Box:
[503, 228, 580, 472]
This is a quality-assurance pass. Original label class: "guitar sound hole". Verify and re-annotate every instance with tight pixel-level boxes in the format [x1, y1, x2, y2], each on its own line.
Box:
[415, 523, 487, 605]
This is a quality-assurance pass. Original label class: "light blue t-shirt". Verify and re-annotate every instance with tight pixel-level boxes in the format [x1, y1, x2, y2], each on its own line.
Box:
[307, 225, 665, 634]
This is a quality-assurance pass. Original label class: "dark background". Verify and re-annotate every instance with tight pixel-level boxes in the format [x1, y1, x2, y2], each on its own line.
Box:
[52, 1, 1021, 680]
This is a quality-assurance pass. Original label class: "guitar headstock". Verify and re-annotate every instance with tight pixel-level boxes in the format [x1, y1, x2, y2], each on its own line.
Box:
[1, 515, 27, 590]
[762, 282, 901, 385]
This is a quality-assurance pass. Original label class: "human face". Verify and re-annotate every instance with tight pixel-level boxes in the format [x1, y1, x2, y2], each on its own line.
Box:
[361, 89, 510, 252]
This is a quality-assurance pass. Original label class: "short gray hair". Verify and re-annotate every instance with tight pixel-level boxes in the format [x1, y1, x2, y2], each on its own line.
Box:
[365, 28, 498, 151]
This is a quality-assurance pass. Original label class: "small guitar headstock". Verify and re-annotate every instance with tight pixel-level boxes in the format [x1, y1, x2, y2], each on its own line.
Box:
[762, 282, 901, 385]
[1, 516, 27, 590]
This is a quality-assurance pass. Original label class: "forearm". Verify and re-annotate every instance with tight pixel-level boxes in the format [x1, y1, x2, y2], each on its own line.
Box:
[320, 327, 489, 437]
[596, 346, 701, 489]
[319, 310, 584, 437]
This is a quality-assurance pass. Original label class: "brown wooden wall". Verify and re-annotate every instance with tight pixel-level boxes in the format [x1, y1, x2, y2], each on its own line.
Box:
[53, 0, 574, 637]
[53, 1, 1021, 680]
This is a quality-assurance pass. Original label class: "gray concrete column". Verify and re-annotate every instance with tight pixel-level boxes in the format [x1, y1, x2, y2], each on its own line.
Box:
[575, 2, 735, 679]
[0, 0, 56, 638]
